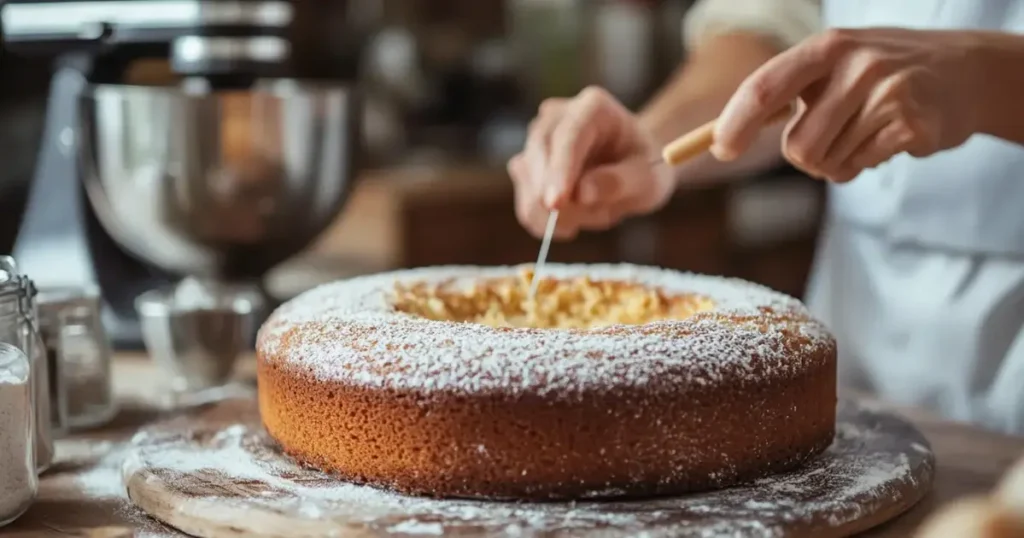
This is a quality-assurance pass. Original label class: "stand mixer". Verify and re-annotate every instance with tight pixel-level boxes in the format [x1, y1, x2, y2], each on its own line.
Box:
[1, 0, 365, 349]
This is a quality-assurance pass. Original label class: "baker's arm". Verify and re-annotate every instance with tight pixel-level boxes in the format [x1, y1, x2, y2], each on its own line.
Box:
[972, 32, 1024, 146]
[638, 0, 821, 185]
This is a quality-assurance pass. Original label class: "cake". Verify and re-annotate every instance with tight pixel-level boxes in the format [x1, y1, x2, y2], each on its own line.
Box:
[256, 264, 838, 500]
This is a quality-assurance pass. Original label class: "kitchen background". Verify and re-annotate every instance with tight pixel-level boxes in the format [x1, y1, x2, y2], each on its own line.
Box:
[0, 0, 825, 301]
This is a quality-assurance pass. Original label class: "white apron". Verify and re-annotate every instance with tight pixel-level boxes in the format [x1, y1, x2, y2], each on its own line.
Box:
[807, 0, 1024, 434]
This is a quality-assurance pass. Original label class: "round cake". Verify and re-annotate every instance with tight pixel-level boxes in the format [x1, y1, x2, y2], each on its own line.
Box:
[256, 264, 837, 501]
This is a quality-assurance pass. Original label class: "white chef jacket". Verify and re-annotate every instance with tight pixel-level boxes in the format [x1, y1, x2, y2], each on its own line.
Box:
[686, 0, 1024, 433]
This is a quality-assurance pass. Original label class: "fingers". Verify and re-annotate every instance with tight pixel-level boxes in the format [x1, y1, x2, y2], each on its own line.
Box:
[523, 99, 567, 193]
[509, 153, 547, 238]
[574, 159, 655, 228]
[815, 110, 889, 182]
[849, 119, 915, 170]
[798, 78, 915, 182]
[715, 27, 959, 183]
[510, 151, 599, 241]
[545, 87, 614, 208]
[791, 117, 913, 183]
[510, 86, 655, 239]
[573, 166, 629, 231]
[520, 88, 621, 211]
[714, 30, 851, 160]
[783, 49, 887, 174]
[577, 166, 624, 206]
[509, 154, 648, 239]
[819, 108, 888, 174]
[539, 97, 568, 116]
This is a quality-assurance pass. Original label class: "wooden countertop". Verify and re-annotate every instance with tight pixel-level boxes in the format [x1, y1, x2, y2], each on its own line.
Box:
[4, 354, 1022, 537]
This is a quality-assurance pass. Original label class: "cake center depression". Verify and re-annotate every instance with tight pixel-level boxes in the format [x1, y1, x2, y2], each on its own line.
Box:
[390, 269, 715, 329]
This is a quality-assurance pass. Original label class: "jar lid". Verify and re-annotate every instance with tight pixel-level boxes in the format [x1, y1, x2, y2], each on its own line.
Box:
[0, 256, 26, 297]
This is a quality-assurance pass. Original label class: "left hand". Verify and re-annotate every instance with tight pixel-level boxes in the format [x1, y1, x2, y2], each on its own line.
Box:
[711, 28, 981, 183]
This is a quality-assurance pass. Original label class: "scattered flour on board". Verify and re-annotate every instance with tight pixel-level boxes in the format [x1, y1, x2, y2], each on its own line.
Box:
[65, 438, 181, 536]
[118, 399, 934, 538]
[386, 520, 445, 535]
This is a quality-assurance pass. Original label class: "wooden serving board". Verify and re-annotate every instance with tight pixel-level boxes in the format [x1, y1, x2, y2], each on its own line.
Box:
[123, 398, 935, 538]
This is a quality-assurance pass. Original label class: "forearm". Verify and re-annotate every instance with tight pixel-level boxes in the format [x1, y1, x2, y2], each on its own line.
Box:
[971, 32, 1024, 145]
[638, 33, 787, 185]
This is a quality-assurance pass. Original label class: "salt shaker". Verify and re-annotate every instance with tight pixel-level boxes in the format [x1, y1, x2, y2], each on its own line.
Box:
[37, 286, 116, 430]
[0, 342, 38, 527]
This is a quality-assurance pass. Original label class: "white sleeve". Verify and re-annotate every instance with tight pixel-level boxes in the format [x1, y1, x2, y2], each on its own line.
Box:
[683, 0, 823, 51]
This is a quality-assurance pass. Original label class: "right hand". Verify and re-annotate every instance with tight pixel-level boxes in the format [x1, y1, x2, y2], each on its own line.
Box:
[507, 86, 676, 240]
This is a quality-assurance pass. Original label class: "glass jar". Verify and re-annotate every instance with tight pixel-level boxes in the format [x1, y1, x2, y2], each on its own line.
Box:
[0, 342, 38, 527]
[0, 256, 62, 473]
[37, 286, 116, 430]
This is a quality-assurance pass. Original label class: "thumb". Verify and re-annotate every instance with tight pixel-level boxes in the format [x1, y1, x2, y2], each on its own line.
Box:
[576, 159, 642, 207]
[580, 156, 674, 216]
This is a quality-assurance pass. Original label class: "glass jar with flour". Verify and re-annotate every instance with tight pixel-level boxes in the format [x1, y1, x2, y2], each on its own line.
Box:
[0, 342, 38, 527]
[37, 286, 115, 430]
[0, 256, 63, 473]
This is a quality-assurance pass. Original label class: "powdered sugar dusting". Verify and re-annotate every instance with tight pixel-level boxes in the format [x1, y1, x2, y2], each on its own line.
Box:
[122, 398, 934, 538]
[257, 264, 835, 396]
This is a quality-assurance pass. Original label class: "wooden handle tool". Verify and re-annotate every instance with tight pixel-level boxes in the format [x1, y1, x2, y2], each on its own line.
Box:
[658, 106, 793, 167]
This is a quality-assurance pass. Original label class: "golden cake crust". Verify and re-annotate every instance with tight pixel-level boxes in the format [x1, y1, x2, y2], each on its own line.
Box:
[256, 264, 837, 500]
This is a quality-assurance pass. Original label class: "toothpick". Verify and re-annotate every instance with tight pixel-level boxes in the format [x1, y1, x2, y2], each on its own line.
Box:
[528, 210, 559, 302]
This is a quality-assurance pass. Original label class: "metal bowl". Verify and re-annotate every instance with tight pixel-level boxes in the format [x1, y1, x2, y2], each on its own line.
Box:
[77, 80, 360, 280]
[136, 279, 263, 393]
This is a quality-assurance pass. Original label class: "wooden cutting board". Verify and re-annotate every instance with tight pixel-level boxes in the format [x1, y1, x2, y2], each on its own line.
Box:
[123, 398, 935, 538]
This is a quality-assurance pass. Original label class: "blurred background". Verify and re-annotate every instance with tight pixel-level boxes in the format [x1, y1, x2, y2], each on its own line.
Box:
[0, 0, 823, 326]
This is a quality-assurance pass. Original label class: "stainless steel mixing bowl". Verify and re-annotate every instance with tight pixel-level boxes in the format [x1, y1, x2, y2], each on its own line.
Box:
[136, 278, 263, 394]
[77, 80, 359, 280]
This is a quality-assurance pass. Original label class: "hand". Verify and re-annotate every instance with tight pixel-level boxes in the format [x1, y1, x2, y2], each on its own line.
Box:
[508, 86, 676, 240]
[711, 28, 981, 183]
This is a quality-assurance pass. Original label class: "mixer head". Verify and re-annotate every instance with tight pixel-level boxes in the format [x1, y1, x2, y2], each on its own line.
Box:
[0, 0, 360, 86]
[2, 0, 365, 283]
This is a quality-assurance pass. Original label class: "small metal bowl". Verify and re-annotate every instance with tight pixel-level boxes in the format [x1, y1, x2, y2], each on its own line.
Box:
[135, 279, 263, 394]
